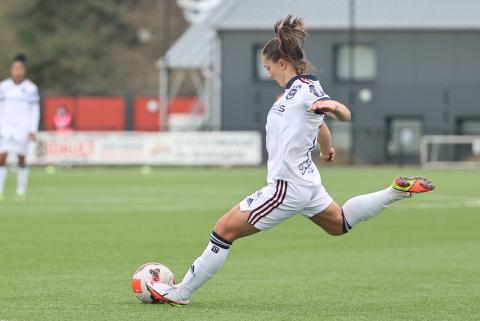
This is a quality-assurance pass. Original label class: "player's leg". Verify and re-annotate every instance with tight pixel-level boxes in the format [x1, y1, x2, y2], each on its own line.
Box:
[147, 205, 259, 305]
[310, 188, 405, 235]
[148, 180, 293, 305]
[309, 201, 344, 235]
[310, 176, 435, 234]
[0, 152, 8, 200]
[214, 204, 261, 241]
[177, 205, 259, 300]
[16, 154, 29, 198]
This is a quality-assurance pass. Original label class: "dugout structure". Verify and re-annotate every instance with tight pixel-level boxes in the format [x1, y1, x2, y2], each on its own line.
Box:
[156, 18, 221, 131]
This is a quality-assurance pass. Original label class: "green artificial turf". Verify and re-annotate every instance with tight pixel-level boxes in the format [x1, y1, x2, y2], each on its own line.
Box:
[0, 167, 478, 321]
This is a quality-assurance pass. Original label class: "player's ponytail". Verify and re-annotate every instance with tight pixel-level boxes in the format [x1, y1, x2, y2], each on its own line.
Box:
[263, 15, 313, 75]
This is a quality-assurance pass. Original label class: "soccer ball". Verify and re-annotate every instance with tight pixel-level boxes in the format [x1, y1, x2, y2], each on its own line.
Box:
[131, 262, 176, 303]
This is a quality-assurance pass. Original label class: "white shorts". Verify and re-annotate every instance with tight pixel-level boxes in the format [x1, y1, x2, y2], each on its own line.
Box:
[0, 136, 29, 155]
[240, 179, 333, 231]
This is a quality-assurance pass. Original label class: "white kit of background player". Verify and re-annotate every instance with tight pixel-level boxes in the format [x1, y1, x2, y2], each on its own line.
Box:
[0, 54, 40, 200]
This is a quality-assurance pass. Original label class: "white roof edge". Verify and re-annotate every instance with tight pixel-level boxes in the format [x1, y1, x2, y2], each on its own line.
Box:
[215, 25, 480, 31]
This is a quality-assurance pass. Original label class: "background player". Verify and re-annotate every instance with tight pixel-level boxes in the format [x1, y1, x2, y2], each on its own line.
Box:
[146, 16, 435, 305]
[0, 54, 40, 200]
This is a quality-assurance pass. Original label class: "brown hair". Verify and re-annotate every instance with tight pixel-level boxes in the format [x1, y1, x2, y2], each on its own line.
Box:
[13, 53, 27, 64]
[262, 15, 312, 74]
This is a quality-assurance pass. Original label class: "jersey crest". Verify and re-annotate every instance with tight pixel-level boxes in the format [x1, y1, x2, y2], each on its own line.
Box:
[286, 88, 297, 100]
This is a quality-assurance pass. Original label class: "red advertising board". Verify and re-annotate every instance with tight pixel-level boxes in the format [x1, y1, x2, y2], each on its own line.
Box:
[43, 96, 203, 131]
[133, 97, 205, 131]
[75, 96, 125, 131]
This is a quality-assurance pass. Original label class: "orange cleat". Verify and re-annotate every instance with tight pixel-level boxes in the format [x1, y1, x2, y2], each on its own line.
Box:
[392, 176, 435, 193]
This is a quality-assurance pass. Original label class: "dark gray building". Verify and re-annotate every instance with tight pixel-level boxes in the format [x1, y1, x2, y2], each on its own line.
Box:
[165, 0, 480, 163]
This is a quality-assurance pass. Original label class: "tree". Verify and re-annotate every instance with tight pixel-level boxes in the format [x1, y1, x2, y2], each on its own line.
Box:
[8, 0, 188, 94]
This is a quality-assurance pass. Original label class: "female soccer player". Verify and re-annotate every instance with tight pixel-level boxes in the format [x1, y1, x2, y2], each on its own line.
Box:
[0, 54, 40, 200]
[147, 16, 435, 305]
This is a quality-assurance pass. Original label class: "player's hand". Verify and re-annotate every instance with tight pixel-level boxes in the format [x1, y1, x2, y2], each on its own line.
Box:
[308, 100, 337, 115]
[320, 147, 335, 162]
[28, 133, 37, 141]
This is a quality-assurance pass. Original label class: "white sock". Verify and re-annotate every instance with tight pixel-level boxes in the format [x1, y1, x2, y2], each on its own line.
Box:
[16, 166, 29, 195]
[177, 231, 232, 301]
[0, 166, 7, 194]
[342, 187, 408, 231]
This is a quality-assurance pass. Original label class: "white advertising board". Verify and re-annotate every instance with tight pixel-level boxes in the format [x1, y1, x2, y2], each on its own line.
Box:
[28, 131, 262, 166]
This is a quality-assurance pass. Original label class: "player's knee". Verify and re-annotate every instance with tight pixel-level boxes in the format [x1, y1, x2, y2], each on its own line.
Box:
[324, 220, 346, 236]
[325, 228, 345, 236]
[213, 217, 235, 242]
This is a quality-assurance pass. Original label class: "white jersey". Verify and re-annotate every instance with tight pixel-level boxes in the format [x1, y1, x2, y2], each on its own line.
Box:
[266, 74, 330, 186]
[0, 78, 40, 141]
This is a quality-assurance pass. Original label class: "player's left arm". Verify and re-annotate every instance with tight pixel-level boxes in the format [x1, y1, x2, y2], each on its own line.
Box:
[28, 85, 40, 141]
[317, 122, 335, 162]
[303, 81, 351, 121]
[308, 100, 351, 121]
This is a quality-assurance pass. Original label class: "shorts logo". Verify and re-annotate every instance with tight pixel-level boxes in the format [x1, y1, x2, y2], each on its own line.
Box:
[309, 85, 324, 98]
[247, 180, 288, 226]
[286, 88, 297, 100]
[246, 197, 254, 206]
[211, 245, 219, 253]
